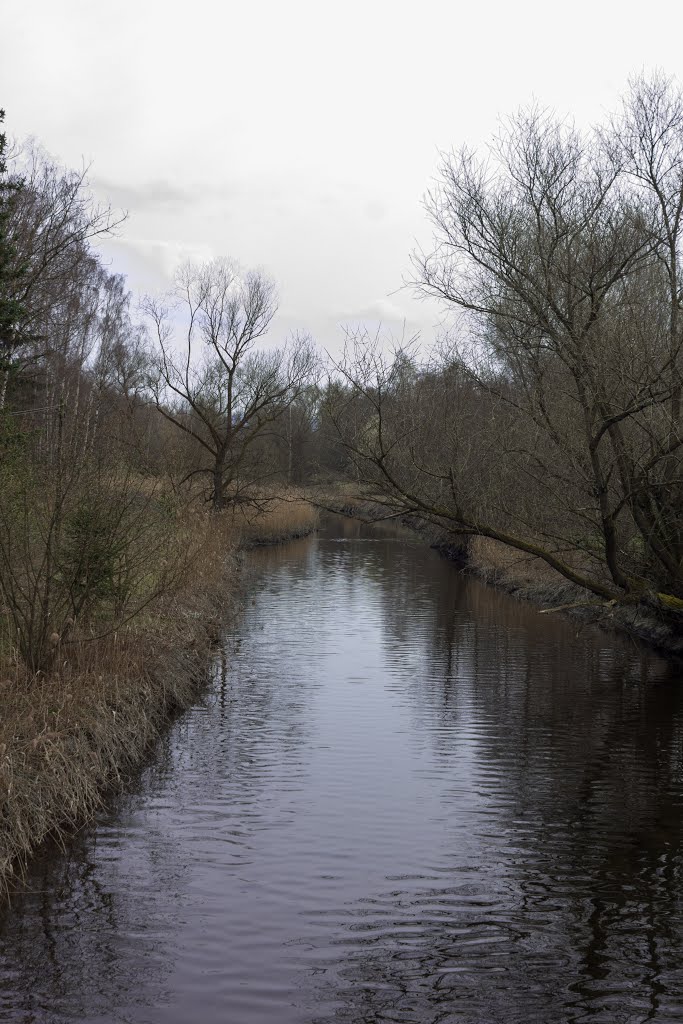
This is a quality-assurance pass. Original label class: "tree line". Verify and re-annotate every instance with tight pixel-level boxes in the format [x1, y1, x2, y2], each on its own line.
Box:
[1, 72, 682, 674]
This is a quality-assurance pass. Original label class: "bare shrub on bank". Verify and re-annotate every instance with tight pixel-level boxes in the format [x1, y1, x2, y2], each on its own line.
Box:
[0, 376, 195, 674]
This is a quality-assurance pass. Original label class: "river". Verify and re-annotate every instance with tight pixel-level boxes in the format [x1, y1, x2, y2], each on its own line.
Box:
[1, 516, 682, 1023]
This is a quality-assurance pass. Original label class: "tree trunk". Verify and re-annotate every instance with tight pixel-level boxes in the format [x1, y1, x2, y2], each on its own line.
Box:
[287, 405, 293, 484]
[212, 451, 226, 511]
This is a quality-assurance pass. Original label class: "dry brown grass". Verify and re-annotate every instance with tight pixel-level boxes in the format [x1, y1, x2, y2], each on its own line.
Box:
[227, 490, 318, 546]
[0, 491, 318, 895]
[0, 504, 239, 892]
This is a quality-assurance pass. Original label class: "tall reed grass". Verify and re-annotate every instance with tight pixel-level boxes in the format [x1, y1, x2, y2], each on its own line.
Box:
[0, 491, 316, 895]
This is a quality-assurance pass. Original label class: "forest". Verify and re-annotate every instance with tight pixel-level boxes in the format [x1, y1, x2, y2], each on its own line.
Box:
[1, 71, 682, 691]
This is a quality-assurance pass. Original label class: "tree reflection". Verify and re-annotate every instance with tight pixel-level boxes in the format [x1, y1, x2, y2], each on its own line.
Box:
[319, 531, 683, 1021]
[1, 524, 682, 1024]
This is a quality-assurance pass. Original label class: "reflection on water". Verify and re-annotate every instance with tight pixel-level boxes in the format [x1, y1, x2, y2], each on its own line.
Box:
[0, 517, 681, 1023]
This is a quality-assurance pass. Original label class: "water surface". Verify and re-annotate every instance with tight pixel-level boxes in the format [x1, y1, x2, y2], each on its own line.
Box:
[1, 518, 681, 1023]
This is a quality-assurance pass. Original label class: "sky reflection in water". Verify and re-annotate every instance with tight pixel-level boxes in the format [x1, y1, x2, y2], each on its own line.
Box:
[0, 517, 681, 1023]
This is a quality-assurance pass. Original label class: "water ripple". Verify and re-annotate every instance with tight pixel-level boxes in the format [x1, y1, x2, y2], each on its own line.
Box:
[0, 518, 680, 1023]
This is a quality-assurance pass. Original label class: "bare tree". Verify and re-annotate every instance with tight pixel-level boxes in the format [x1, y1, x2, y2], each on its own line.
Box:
[334, 83, 683, 617]
[0, 140, 124, 407]
[144, 258, 318, 509]
[606, 72, 683, 582]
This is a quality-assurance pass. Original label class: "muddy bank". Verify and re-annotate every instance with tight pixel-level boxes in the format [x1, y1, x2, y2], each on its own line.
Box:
[433, 534, 683, 659]
[315, 492, 683, 659]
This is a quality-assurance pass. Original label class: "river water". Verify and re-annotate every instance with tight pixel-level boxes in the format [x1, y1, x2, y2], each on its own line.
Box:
[1, 517, 682, 1023]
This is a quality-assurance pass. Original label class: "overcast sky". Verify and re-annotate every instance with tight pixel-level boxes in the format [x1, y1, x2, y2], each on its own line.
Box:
[2, 0, 683, 355]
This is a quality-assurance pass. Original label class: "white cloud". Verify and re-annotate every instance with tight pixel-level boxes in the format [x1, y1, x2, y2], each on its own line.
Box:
[4, 0, 683, 359]
[338, 297, 410, 324]
[97, 237, 216, 292]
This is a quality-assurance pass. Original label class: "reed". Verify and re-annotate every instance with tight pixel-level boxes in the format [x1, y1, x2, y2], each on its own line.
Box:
[228, 490, 318, 546]
[0, 490, 316, 896]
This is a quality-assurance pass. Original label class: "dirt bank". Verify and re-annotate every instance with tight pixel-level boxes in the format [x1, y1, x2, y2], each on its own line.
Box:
[313, 489, 683, 660]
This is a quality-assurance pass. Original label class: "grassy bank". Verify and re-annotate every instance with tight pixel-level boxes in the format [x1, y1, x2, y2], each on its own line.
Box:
[231, 491, 319, 546]
[0, 492, 318, 896]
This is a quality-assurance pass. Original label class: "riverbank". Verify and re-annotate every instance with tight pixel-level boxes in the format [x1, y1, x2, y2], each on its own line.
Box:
[310, 487, 683, 659]
[443, 535, 683, 658]
[0, 492, 318, 896]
